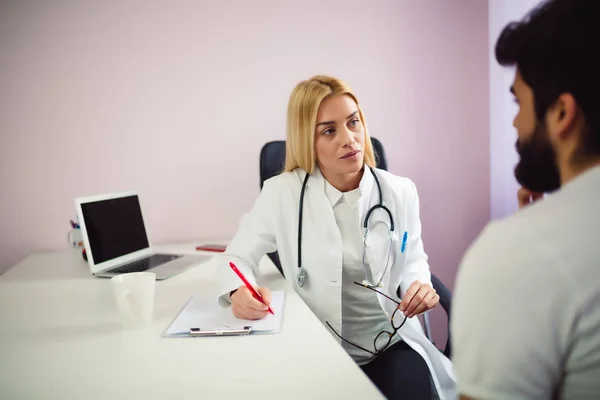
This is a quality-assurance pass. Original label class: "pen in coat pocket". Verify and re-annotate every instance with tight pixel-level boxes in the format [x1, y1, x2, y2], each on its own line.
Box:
[401, 231, 408, 253]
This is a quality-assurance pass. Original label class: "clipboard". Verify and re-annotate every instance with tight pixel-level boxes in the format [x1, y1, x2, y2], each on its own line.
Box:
[162, 291, 285, 337]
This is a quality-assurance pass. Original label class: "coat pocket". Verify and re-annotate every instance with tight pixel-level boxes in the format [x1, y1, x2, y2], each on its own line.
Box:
[364, 225, 402, 285]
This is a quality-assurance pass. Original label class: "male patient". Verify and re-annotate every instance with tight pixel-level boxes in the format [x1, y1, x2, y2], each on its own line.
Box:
[452, 0, 600, 398]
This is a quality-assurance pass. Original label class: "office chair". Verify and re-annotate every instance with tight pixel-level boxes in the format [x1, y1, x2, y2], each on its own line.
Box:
[258, 137, 451, 358]
[260, 138, 388, 190]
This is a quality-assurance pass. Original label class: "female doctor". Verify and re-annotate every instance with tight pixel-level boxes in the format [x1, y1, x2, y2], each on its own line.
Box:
[217, 75, 456, 399]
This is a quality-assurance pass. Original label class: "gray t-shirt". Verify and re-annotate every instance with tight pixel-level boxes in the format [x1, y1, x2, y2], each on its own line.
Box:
[452, 166, 600, 399]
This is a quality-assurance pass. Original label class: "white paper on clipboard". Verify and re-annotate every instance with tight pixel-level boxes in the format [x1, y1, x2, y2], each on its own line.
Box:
[163, 291, 285, 337]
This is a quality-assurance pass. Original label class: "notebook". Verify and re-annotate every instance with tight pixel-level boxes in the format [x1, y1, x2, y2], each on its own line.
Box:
[163, 291, 285, 337]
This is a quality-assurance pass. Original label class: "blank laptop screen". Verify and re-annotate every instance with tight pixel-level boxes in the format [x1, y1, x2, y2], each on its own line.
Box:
[81, 195, 150, 264]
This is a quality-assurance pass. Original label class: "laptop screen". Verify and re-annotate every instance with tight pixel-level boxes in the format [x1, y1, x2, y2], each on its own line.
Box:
[81, 195, 150, 264]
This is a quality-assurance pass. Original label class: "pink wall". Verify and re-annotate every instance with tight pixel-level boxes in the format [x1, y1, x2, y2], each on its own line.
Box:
[489, 0, 541, 219]
[0, 0, 489, 346]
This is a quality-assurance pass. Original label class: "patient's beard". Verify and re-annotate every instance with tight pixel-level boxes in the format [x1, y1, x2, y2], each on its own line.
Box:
[514, 120, 561, 193]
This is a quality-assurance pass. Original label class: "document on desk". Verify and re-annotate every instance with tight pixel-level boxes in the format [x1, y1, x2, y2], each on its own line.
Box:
[163, 291, 285, 337]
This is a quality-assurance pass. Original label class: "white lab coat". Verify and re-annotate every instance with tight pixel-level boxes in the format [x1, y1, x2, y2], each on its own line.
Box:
[217, 166, 456, 399]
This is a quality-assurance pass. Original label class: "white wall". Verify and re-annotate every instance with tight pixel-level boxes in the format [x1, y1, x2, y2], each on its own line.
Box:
[489, 0, 541, 219]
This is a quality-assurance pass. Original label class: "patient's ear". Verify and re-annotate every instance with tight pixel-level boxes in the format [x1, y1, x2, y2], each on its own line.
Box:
[547, 93, 577, 142]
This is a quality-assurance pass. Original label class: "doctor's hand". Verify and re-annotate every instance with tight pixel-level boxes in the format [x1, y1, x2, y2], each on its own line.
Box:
[398, 281, 439, 319]
[230, 286, 272, 320]
[517, 187, 543, 209]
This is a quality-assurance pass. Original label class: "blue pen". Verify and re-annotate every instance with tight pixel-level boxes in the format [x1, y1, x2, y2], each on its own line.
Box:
[401, 231, 408, 253]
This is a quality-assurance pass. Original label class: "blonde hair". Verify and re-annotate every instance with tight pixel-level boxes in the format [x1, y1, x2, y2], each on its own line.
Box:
[283, 75, 376, 174]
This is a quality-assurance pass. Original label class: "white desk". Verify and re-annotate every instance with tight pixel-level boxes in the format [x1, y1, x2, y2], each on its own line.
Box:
[0, 244, 383, 400]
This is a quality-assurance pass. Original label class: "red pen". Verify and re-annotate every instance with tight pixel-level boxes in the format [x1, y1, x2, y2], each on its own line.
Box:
[229, 262, 274, 315]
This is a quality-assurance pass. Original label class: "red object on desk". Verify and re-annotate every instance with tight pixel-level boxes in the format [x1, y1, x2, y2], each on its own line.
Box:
[195, 244, 226, 252]
[228, 262, 274, 315]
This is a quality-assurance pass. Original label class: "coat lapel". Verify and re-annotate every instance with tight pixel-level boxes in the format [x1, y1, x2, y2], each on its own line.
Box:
[360, 168, 400, 286]
[295, 168, 343, 329]
[302, 168, 342, 277]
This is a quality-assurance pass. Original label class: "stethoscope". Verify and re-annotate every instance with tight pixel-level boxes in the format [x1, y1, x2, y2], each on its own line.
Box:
[296, 166, 394, 288]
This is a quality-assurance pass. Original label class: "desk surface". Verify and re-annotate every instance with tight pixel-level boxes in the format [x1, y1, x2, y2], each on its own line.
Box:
[0, 244, 383, 399]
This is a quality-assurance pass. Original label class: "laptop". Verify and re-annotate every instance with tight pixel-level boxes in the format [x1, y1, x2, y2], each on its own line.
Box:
[75, 191, 210, 280]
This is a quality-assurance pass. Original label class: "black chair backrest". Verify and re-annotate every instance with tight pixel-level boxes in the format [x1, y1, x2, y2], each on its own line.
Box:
[430, 274, 452, 358]
[259, 137, 388, 189]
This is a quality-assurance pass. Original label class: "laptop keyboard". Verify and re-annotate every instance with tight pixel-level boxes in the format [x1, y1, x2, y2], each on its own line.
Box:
[109, 254, 181, 274]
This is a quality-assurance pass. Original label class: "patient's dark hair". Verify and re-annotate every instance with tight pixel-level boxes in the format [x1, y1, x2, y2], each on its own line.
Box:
[495, 0, 600, 160]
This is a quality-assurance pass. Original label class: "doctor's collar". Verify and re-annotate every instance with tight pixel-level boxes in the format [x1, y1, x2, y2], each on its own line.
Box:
[358, 164, 375, 194]
[324, 179, 343, 207]
[318, 165, 373, 207]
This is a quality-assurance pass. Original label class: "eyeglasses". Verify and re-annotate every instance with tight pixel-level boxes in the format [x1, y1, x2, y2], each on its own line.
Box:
[326, 281, 408, 357]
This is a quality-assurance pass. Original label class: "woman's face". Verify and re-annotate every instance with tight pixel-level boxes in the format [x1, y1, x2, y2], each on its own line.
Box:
[314, 94, 365, 180]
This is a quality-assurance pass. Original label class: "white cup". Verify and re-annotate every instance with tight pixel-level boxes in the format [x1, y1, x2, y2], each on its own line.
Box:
[67, 229, 83, 248]
[111, 272, 156, 330]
